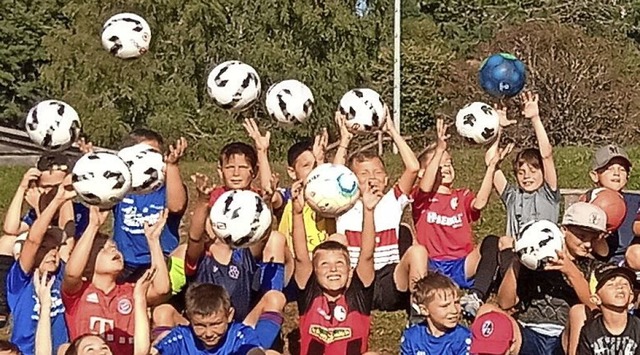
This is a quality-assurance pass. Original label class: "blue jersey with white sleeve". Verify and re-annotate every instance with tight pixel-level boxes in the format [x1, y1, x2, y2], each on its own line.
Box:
[400, 323, 471, 355]
[154, 322, 262, 355]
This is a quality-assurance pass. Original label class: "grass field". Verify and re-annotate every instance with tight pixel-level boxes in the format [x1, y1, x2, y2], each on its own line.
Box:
[1, 146, 639, 353]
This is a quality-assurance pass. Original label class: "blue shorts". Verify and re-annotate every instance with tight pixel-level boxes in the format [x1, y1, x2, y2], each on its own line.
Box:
[519, 325, 562, 355]
[428, 257, 474, 289]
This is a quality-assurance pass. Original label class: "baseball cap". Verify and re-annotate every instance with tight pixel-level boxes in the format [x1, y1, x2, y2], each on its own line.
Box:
[591, 263, 638, 293]
[591, 144, 632, 171]
[561, 202, 607, 233]
[470, 311, 513, 355]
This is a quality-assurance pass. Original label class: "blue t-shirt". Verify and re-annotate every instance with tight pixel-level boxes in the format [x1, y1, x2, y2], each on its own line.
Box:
[7, 262, 68, 354]
[112, 186, 183, 266]
[193, 249, 258, 322]
[606, 192, 640, 263]
[400, 323, 471, 355]
[154, 323, 263, 355]
[22, 202, 89, 239]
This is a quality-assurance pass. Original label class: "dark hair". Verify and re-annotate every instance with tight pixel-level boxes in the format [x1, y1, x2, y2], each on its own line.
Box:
[0, 340, 20, 354]
[185, 283, 231, 319]
[83, 233, 112, 279]
[348, 150, 385, 170]
[65, 334, 108, 355]
[120, 128, 164, 149]
[218, 142, 258, 173]
[37, 153, 72, 172]
[412, 272, 460, 307]
[512, 148, 544, 176]
[287, 139, 314, 167]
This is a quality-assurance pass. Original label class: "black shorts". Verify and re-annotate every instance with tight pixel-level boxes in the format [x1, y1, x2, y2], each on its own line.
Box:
[373, 263, 410, 312]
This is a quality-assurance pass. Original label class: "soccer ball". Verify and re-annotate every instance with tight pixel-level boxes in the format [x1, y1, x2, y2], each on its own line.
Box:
[209, 190, 272, 248]
[265, 80, 314, 124]
[455, 102, 500, 144]
[207, 61, 261, 112]
[338, 89, 386, 133]
[304, 163, 360, 218]
[25, 100, 81, 151]
[580, 188, 627, 231]
[479, 53, 526, 99]
[72, 152, 132, 209]
[515, 220, 565, 271]
[117, 143, 166, 195]
[101, 13, 151, 59]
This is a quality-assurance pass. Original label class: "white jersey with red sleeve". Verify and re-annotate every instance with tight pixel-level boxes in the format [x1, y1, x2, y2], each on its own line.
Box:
[62, 281, 135, 354]
[336, 185, 410, 270]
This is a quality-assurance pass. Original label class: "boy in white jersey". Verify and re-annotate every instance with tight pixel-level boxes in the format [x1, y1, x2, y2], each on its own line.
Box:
[333, 111, 428, 312]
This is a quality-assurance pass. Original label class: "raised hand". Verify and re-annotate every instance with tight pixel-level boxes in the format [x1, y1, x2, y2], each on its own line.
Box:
[144, 209, 168, 243]
[134, 267, 156, 298]
[88, 206, 110, 227]
[489, 143, 515, 167]
[76, 137, 94, 154]
[243, 118, 270, 152]
[335, 110, 354, 139]
[165, 137, 188, 165]
[190, 173, 215, 198]
[544, 249, 576, 274]
[20, 168, 41, 190]
[435, 118, 450, 151]
[382, 105, 397, 134]
[362, 179, 383, 211]
[53, 174, 77, 202]
[520, 91, 540, 120]
[312, 128, 329, 164]
[25, 186, 44, 210]
[33, 269, 54, 311]
[291, 180, 305, 215]
[494, 102, 517, 128]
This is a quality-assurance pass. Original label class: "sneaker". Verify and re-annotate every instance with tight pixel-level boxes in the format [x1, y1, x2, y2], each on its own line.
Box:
[460, 292, 483, 318]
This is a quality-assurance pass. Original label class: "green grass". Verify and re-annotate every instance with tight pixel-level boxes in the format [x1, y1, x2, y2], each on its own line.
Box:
[2, 146, 639, 353]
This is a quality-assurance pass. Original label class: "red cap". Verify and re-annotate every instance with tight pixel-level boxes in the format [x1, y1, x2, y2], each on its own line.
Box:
[470, 312, 513, 355]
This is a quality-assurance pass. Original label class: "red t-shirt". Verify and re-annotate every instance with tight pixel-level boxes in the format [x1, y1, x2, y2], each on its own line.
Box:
[208, 186, 262, 207]
[411, 188, 480, 260]
[62, 282, 135, 354]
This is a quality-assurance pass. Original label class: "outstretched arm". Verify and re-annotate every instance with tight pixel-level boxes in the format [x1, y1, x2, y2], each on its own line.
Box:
[144, 211, 170, 304]
[485, 103, 516, 196]
[522, 91, 557, 190]
[243, 119, 283, 209]
[384, 108, 419, 195]
[134, 268, 154, 355]
[291, 181, 313, 287]
[34, 269, 54, 355]
[419, 118, 448, 193]
[332, 111, 353, 166]
[473, 144, 514, 211]
[164, 137, 189, 213]
[3, 168, 40, 235]
[185, 173, 213, 274]
[355, 182, 382, 287]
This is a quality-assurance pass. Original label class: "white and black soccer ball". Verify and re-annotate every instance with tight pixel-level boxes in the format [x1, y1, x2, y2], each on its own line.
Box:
[305, 163, 360, 218]
[209, 190, 272, 248]
[338, 88, 386, 133]
[206, 61, 261, 112]
[514, 220, 565, 271]
[101, 13, 151, 59]
[25, 100, 81, 151]
[265, 80, 314, 124]
[72, 152, 132, 209]
[455, 102, 500, 144]
[117, 143, 165, 195]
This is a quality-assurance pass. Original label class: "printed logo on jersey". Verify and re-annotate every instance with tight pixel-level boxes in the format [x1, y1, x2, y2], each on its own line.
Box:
[309, 325, 352, 344]
[86, 292, 99, 303]
[228, 265, 240, 279]
[333, 305, 347, 322]
[426, 212, 464, 228]
[450, 197, 459, 210]
[117, 299, 132, 315]
[591, 336, 638, 354]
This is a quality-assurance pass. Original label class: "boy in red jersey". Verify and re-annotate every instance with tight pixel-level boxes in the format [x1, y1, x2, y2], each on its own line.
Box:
[413, 118, 513, 317]
[291, 178, 380, 355]
[62, 207, 170, 354]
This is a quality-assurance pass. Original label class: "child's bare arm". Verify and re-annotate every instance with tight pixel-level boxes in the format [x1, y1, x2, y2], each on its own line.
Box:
[144, 210, 170, 304]
[63, 207, 108, 295]
[3, 168, 40, 235]
[474, 144, 514, 210]
[485, 104, 515, 196]
[134, 268, 154, 355]
[332, 111, 353, 166]
[497, 262, 520, 310]
[419, 118, 448, 193]
[291, 181, 313, 287]
[164, 137, 189, 214]
[545, 250, 595, 309]
[522, 91, 557, 190]
[186, 174, 214, 270]
[384, 108, 419, 195]
[355, 182, 382, 287]
[243, 119, 283, 209]
[34, 270, 53, 355]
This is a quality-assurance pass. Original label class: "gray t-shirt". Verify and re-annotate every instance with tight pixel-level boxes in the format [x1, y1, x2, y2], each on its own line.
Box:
[502, 182, 561, 238]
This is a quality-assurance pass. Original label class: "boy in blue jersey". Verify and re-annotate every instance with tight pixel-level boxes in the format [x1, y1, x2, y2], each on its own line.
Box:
[152, 283, 284, 355]
[7, 177, 76, 354]
[106, 129, 188, 282]
[401, 272, 472, 355]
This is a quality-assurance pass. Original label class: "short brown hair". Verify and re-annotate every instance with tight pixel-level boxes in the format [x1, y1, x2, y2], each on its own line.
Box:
[513, 148, 543, 176]
[185, 283, 231, 319]
[312, 240, 349, 257]
[218, 142, 258, 173]
[348, 150, 385, 170]
[412, 272, 460, 307]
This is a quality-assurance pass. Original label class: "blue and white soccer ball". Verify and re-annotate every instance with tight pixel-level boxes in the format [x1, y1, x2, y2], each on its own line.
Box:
[265, 80, 314, 124]
[515, 220, 565, 271]
[25, 100, 81, 151]
[209, 190, 272, 248]
[304, 163, 360, 217]
[206, 60, 261, 112]
[101, 13, 151, 59]
[478, 53, 527, 98]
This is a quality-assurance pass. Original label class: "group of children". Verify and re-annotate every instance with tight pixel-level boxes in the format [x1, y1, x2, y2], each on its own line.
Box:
[1, 91, 640, 355]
